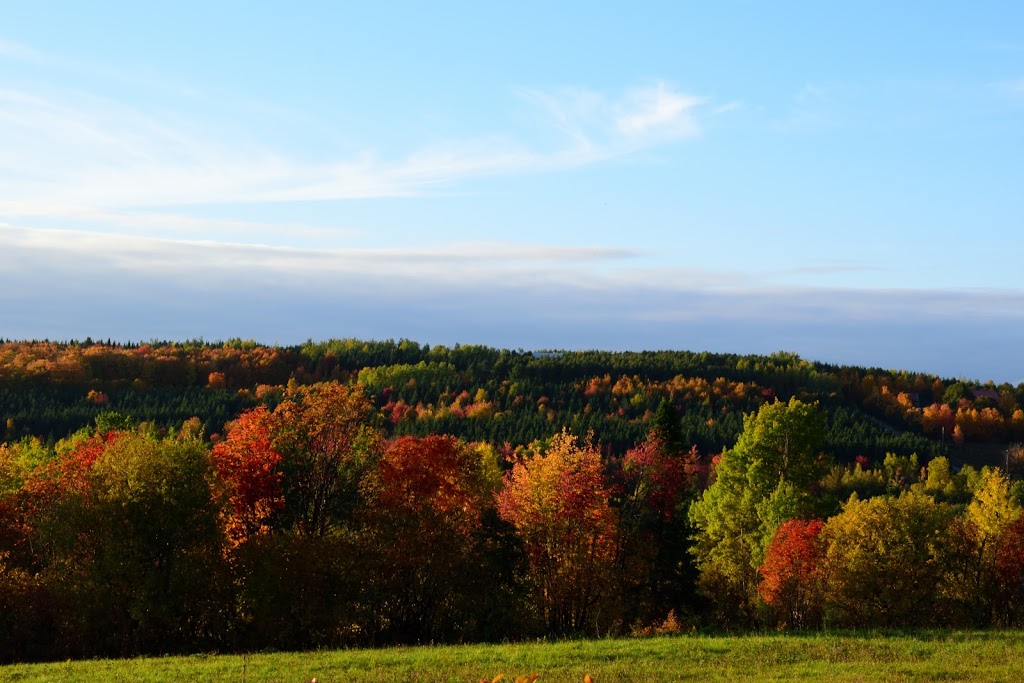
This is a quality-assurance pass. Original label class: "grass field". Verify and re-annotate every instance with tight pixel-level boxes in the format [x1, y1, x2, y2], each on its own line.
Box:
[5, 631, 1024, 682]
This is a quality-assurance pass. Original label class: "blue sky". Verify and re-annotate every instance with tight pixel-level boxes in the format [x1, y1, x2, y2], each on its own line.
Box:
[1, 3, 1023, 381]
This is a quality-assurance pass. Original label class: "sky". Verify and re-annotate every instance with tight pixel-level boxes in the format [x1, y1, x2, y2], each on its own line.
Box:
[1, 3, 1023, 382]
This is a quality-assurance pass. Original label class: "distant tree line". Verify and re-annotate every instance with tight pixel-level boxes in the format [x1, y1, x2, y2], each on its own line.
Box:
[9, 338, 1018, 463]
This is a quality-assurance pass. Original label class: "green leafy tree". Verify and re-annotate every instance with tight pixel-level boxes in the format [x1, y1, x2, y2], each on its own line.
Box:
[689, 398, 828, 623]
[31, 429, 227, 656]
[882, 452, 920, 492]
[924, 456, 956, 499]
[943, 382, 973, 407]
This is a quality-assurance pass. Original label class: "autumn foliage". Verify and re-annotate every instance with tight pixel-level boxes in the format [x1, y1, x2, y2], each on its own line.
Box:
[372, 435, 492, 524]
[622, 436, 695, 522]
[758, 519, 825, 628]
[497, 430, 619, 633]
[3, 338, 1024, 662]
[212, 406, 283, 544]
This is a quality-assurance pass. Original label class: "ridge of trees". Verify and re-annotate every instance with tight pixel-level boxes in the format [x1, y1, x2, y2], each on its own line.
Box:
[3, 339, 1024, 661]
[2, 338, 1020, 463]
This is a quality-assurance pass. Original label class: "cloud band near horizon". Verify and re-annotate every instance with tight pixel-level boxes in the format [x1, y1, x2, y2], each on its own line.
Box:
[2, 226, 1020, 383]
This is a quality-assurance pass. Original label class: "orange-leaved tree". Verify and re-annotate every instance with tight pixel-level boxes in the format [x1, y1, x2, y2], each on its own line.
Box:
[270, 382, 381, 537]
[497, 429, 618, 634]
[211, 406, 283, 545]
[360, 435, 507, 642]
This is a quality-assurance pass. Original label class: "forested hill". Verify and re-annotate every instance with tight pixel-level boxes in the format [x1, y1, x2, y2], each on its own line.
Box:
[4, 338, 1024, 662]
[1, 338, 1020, 462]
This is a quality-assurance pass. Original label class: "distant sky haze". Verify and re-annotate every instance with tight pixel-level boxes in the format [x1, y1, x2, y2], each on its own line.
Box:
[1, 3, 1022, 381]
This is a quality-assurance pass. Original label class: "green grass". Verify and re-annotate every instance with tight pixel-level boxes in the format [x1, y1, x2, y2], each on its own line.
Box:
[5, 632, 1024, 682]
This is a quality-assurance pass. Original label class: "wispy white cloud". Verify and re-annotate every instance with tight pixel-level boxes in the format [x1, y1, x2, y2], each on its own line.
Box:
[0, 88, 288, 208]
[615, 83, 704, 137]
[0, 226, 640, 282]
[0, 43, 707, 238]
[517, 82, 704, 161]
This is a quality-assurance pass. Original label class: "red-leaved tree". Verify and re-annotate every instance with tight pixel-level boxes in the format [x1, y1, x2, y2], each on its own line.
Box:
[758, 518, 825, 628]
[995, 516, 1024, 625]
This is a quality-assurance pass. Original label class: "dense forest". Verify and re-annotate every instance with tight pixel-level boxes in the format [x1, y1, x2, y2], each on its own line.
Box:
[2, 339, 1024, 662]
[3, 337, 1022, 458]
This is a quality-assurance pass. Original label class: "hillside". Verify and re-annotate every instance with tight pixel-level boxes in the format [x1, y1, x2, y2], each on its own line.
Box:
[2, 338, 1018, 461]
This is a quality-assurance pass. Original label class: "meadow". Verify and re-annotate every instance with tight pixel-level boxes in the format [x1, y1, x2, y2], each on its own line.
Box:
[5, 631, 1024, 683]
